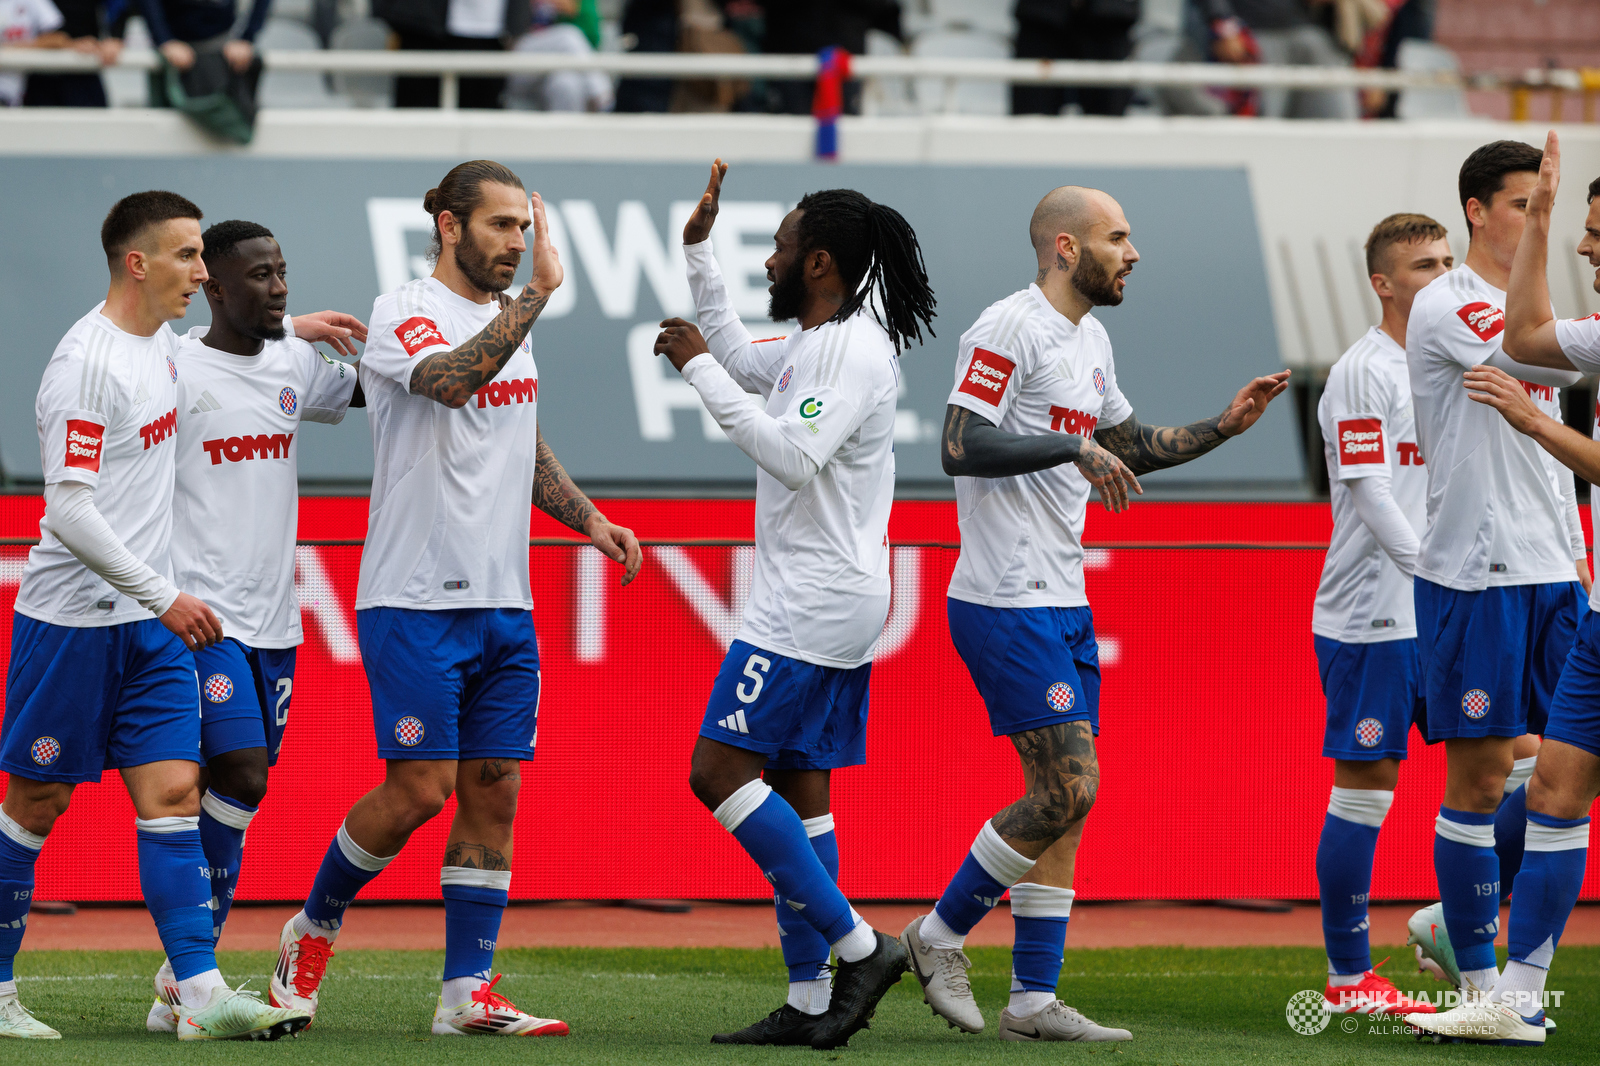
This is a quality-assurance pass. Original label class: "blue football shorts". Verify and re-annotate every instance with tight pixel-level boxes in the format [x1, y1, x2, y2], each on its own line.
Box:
[698, 639, 871, 771]
[1544, 606, 1600, 759]
[2, 614, 200, 783]
[357, 607, 541, 761]
[1313, 634, 1425, 760]
[946, 599, 1101, 738]
[193, 639, 297, 766]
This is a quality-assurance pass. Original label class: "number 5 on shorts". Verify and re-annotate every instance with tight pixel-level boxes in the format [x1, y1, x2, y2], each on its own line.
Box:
[737, 654, 770, 703]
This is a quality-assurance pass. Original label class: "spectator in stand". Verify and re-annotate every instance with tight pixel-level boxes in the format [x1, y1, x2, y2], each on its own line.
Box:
[1211, 0, 1358, 118]
[614, 0, 676, 113]
[1012, 0, 1142, 117]
[137, 0, 270, 79]
[376, 0, 526, 109]
[758, 0, 900, 115]
[507, 0, 613, 112]
[21, 0, 123, 106]
[1, 0, 103, 107]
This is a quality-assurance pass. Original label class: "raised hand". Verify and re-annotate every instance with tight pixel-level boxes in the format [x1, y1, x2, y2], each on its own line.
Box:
[1074, 438, 1142, 513]
[1528, 129, 1561, 222]
[654, 317, 710, 372]
[1217, 370, 1291, 437]
[292, 310, 369, 357]
[528, 192, 564, 295]
[682, 159, 728, 246]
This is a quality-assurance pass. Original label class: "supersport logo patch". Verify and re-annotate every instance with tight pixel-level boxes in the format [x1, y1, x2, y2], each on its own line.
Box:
[958, 348, 1015, 405]
[395, 316, 447, 357]
[1456, 302, 1505, 342]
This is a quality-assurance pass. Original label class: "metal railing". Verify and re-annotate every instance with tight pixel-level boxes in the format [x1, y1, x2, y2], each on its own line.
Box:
[0, 48, 1466, 112]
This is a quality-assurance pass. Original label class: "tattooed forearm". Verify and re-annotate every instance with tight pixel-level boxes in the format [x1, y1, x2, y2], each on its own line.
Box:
[444, 842, 511, 871]
[410, 287, 551, 408]
[942, 404, 1084, 478]
[1093, 411, 1228, 476]
[533, 427, 599, 534]
[991, 721, 1099, 847]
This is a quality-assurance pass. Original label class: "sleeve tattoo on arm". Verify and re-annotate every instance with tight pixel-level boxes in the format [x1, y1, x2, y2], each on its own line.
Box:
[533, 427, 599, 534]
[410, 288, 551, 408]
[1093, 411, 1227, 476]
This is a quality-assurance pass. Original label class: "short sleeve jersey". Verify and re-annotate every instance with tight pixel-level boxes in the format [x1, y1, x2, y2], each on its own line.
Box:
[171, 326, 358, 647]
[1313, 327, 1426, 642]
[15, 305, 180, 627]
[727, 315, 901, 669]
[356, 277, 539, 610]
[1405, 266, 1577, 590]
[1556, 312, 1600, 613]
[945, 285, 1134, 610]
[0, 0, 64, 106]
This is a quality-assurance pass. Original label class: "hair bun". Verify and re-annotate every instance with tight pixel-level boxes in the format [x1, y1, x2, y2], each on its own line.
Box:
[423, 188, 440, 215]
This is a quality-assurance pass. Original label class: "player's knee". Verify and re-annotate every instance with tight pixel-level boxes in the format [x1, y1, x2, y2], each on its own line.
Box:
[207, 752, 270, 808]
[1040, 762, 1099, 827]
[3, 782, 73, 837]
[1526, 766, 1594, 822]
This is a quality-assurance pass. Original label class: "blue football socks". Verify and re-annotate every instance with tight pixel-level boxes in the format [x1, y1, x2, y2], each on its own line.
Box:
[441, 869, 511, 984]
[198, 789, 257, 942]
[0, 812, 43, 984]
[1434, 806, 1501, 976]
[1495, 812, 1590, 1016]
[925, 822, 1036, 947]
[777, 814, 840, 983]
[136, 816, 219, 982]
[1494, 761, 1535, 900]
[300, 823, 395, 935]
[1317, 787, 1393, 974]
[1009, 883, 1074, 994]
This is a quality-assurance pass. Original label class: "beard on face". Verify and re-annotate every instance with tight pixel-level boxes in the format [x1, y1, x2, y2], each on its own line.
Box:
[767, 253, 808, 321]
[454, 221, 520, 294]
[243, 319, 287, 342]
[1071, 247, 1124, 307]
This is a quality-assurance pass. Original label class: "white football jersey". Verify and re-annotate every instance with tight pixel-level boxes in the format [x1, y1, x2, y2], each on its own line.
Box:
[1555, 312, 1600, 612]
[682, 242, 899, 668]
[0, 0, 64, 106]
[15, 304, 180, 627]
[1406, 266, 1581, 590]
[171, 326, 358, 648]
[356, 277, 540, 611]
[945, 285, 1134, 610]
[1313, 327, 1426, 642]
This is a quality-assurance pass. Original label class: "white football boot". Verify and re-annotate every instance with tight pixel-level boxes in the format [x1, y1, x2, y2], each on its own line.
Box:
[268, 916, 334, 1021]
[998, 1000, 1133, 1042]
[0, 993, 60, 1039]
[1406, 903, 1467, 990]
[432, 975, 569, 1037]
[175, 984, 310, 1041]
[146, 957, 180, 1033]
[901, 915, 984, 1033]
[1405, 1000, 1546, 1046]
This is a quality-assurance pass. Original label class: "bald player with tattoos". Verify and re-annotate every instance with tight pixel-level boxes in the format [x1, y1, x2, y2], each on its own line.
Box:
[900, 186, 1289, 1043]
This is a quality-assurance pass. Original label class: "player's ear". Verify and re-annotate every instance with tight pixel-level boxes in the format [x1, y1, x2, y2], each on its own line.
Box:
[1056, 231, 1077, 268]
[203, 274, 224, 302]
[438, 209, 459, 247]
[809, 247, 832, 280]
[1370, 273, 1393, 300]
[124, 247, 148, 282]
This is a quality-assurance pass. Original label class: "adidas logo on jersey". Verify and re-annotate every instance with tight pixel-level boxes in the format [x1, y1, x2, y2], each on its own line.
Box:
[716, 710, 750, 734]
[189, 391, 222, 414]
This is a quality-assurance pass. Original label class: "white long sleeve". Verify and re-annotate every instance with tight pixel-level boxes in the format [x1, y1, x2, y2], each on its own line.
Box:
[1483, 347, 1583, 388]
[681, 353, 820, 491]
[44, 480, 180, 615]
[1347, 475, 1419, 577]
[683, 239, 786, 395]
[1561, 464, 1587, 561]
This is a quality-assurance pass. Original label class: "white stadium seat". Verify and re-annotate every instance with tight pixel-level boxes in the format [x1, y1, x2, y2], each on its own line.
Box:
[329, 17, 395, 108]
[256, 17, 349, 108]
[911, 28, 1010, 116]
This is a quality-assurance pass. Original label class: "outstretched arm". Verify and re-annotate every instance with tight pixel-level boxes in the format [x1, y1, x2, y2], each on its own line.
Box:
[411, 193, 563, 409]
[1094, 371, 1290, 476]
[1466, 364, 1600, 485]
[942, 405, 1142, 512]
[534, 427, 642, 585]
[1504, 130, 1575, 370]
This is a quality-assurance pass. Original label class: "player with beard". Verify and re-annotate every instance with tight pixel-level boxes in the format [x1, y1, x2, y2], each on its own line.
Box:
[142, 220, 369, 1031]
[653, 162, 936, 1049]
[270, 160, 641, 1036]
[901, 186, 1289, 1042]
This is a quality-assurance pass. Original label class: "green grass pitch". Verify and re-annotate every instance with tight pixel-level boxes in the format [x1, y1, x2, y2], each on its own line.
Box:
[12, 945, 1599, 1064]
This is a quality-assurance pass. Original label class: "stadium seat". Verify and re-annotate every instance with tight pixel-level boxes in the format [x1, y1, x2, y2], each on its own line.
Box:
[267, 0, 316, 27]
[903, 0, 1017, 39]
[256, 17, 349, 108]
[860, 28, 916, 117]
[1395, 39, 1469, 120]
[328, 16, 394, 108]
[911, 29, 1009, 116]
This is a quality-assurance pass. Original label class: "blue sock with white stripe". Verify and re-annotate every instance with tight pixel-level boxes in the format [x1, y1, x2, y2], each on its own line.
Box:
[440, 867, 511, 1005]
[0, 811, 43, 984]
[198, 790, 257, 943]
[1009, 883, 1073, 999]
[1494, 812, 1589, 1016]
[1434, 805, 1501, 981]
[298, 822, 395, 937]
[1317, 787, 1392, 975]
[715, 781, 875, 961]
[136, 816, 219, 983]
[1494, 758, 1537, 900]
[923, 822, 1036, 948]
[777, 814, 839, 984]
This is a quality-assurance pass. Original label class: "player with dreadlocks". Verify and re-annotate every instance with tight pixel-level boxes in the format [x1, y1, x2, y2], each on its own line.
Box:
[654, 160, 937, 1050]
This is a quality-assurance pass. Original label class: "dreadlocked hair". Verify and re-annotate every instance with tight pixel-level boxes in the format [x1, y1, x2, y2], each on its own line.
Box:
[794, 189, 936, 355]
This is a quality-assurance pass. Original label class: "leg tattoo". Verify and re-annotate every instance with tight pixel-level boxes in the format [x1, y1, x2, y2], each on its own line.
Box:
[991, 721, 1099, 845]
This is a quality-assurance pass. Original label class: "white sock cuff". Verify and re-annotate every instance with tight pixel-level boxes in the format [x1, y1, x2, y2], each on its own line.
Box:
[1328, 787, 1394, 828]
[1009, 882, 1075, 918]
[1507, 757, 1538, 794]
[0, 809, 44, 851]
[134, 815, 199, 835]
[200, 790, 257, 831]
[1434, 813, 1495, 848]
[441, 866, 513, 891]
[971, 821, 1036, 887]
[1526, 817, 1590, 853]
[713, 779, 772, 833]
[801, 813, 835, 839]
[336, 823, 396, 873]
